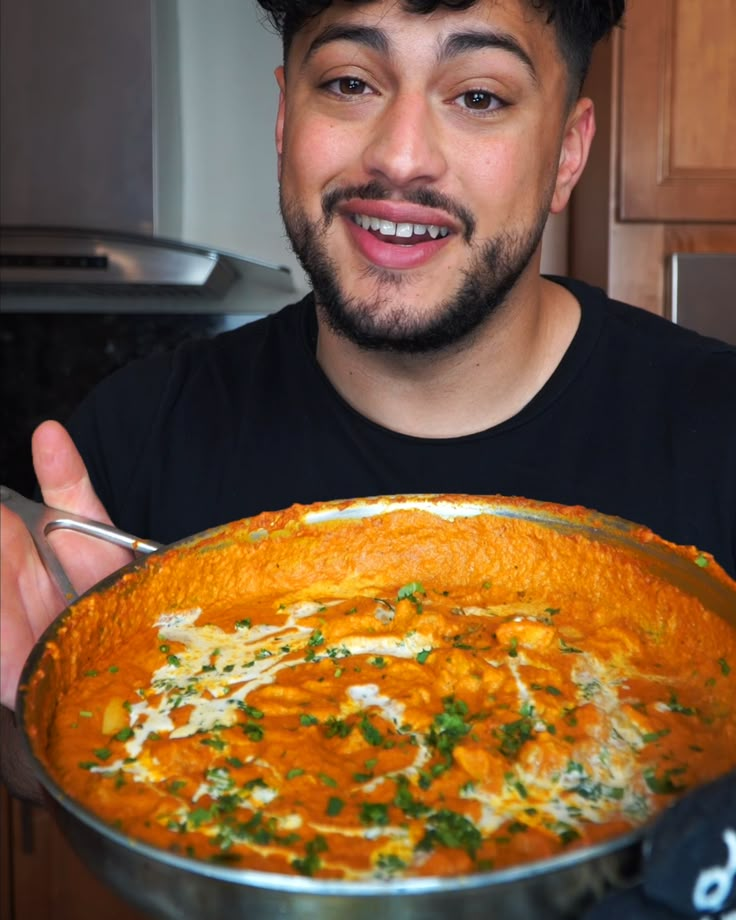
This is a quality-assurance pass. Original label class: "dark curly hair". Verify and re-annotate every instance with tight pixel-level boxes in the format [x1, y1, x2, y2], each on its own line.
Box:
[256, 0, 625, 97]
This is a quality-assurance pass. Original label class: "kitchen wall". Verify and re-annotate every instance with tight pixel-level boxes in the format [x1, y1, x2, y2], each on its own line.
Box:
[163, 1, 568, 293]
[157, 1, 305, 286]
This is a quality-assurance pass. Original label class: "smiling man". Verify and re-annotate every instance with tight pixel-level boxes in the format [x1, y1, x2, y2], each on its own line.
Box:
[2, 0, 736, 832]
[276, 1, 581, 353]
[273, 0, 596, 438]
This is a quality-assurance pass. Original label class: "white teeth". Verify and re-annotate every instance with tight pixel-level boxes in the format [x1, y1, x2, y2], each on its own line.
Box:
[353, 213, 447, 240]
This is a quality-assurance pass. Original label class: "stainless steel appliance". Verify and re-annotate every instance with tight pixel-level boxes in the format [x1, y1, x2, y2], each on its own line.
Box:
[669, 253, 736, 346]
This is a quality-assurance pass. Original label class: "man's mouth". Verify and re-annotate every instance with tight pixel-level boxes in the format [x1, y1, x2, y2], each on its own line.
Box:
[351, 212, 450, 245]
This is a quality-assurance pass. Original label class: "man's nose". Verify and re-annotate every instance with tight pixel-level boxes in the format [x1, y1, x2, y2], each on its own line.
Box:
[361, 92, 448, 188]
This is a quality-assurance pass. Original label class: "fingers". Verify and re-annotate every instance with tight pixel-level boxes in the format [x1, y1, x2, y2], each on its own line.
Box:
[32, 420, 114, 525]
[0, 506, 62, 708]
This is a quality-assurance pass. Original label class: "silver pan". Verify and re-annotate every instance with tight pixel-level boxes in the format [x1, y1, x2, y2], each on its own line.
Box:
[9, 489, 736, 920]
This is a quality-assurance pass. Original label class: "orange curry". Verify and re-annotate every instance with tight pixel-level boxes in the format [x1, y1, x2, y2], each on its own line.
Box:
[26, 498, 736, 880]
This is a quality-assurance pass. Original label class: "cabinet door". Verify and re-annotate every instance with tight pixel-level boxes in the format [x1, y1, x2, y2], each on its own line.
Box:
[619, 0, 736, 221]
[4, 791, 149, 920]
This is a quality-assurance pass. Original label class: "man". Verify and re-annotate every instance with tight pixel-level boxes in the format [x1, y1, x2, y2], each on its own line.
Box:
[2, 0, 735, 913]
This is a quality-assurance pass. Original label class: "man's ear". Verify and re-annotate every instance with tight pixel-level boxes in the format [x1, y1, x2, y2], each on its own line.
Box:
[275, 65, 286, 180]
[550, 97, 596, 214]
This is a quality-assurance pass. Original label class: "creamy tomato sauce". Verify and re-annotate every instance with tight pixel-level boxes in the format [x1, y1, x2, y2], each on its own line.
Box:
[27, 499, 736, 880]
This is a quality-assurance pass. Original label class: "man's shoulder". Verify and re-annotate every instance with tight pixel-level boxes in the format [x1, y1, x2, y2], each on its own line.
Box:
[560, 276, 736, 384]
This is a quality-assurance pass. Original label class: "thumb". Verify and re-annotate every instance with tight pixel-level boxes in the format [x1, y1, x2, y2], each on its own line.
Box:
[31, 420, 132, 593]
[32, 420, 114, 525]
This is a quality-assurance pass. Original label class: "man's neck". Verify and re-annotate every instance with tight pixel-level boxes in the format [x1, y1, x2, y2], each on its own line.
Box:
[314, 277, 581, 439]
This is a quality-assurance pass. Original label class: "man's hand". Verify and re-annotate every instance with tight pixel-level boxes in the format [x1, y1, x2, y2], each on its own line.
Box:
[0, 420, 132, 710]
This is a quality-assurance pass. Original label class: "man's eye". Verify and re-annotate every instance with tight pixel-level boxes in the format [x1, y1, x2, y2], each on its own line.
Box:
[326, 77, 371, 96]
[456, 90, 503, 112]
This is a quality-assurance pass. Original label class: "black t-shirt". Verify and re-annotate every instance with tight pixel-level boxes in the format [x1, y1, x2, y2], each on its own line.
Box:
[68, 277, 736, 577]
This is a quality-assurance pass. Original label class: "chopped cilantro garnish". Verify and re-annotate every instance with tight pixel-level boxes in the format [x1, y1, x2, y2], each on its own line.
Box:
[359, 802, 390, 826]
[235, 619, 252, 629]
[644, 766, 687, 795]
[641, 728, 671, 744]
[418, 809, 482, 858]
[551, 822, 580, 846]
[416, 648, 433, 664]
[666, 693, 696, 716]
[718, 657, 731, 676]
[359, 713, 384, 746]
[496, 711, 535, 759]
[324, 716, 353, 738]
[376, 853, 407, 873]
[426, 697, 473, 772]
[559, 639, 583, 654]
[167, 654, 181, 667]
[201, 737, 226, 750]
[393, 775, 431, 818]
[242, 723, 264, 742]
[114, 727, 134, 742]
[237, 702, 264, 720]
[286, 768, 305, 780]
[398, 581, 426, 600]
[243, 778, 268, 790]
[308, 629, 325, 648]
[326, 796, 344, 816]
[352, 770, 374, 783]
[93, 747, 111, 761]
[292, 836, 328, 877]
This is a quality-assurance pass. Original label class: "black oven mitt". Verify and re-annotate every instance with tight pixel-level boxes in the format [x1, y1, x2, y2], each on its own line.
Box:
[583, 768, 736, 919]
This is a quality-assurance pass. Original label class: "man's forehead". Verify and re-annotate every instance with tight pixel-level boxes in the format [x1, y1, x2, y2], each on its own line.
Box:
[288, 0, 559, 72]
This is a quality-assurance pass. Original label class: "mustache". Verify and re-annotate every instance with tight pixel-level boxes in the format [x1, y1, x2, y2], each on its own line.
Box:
[322, 180, 476, 244]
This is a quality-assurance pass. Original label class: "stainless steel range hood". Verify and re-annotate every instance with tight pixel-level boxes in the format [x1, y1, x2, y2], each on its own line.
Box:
[0, 226, 294, 316]
[0, 0, 294, 310]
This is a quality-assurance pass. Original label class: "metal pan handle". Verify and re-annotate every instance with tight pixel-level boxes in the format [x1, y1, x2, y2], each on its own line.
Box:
[1, 484, 162, 602]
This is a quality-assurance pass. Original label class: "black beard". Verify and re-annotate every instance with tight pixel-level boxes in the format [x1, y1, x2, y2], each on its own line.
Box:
[280, 183, 549, 355]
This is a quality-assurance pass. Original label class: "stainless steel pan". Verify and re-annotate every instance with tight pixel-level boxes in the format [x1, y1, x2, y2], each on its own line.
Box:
[8, 489, 736, 920]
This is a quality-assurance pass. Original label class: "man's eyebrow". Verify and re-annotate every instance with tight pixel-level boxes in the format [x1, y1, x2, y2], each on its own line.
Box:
[300, 23, 538, 85]
[439, 30, 538, 85]
[302, 24, 389, 67]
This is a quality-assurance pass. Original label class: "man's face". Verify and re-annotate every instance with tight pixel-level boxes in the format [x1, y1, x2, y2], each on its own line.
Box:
[275, 0, 590, 353]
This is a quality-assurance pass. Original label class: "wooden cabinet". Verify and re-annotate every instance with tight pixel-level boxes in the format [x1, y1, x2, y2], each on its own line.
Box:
[1, 785, 148, 920]
[571, 0, 736, 315]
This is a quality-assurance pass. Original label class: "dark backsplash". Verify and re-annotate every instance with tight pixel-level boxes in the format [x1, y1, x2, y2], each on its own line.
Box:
[0, 312, 248, 497]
